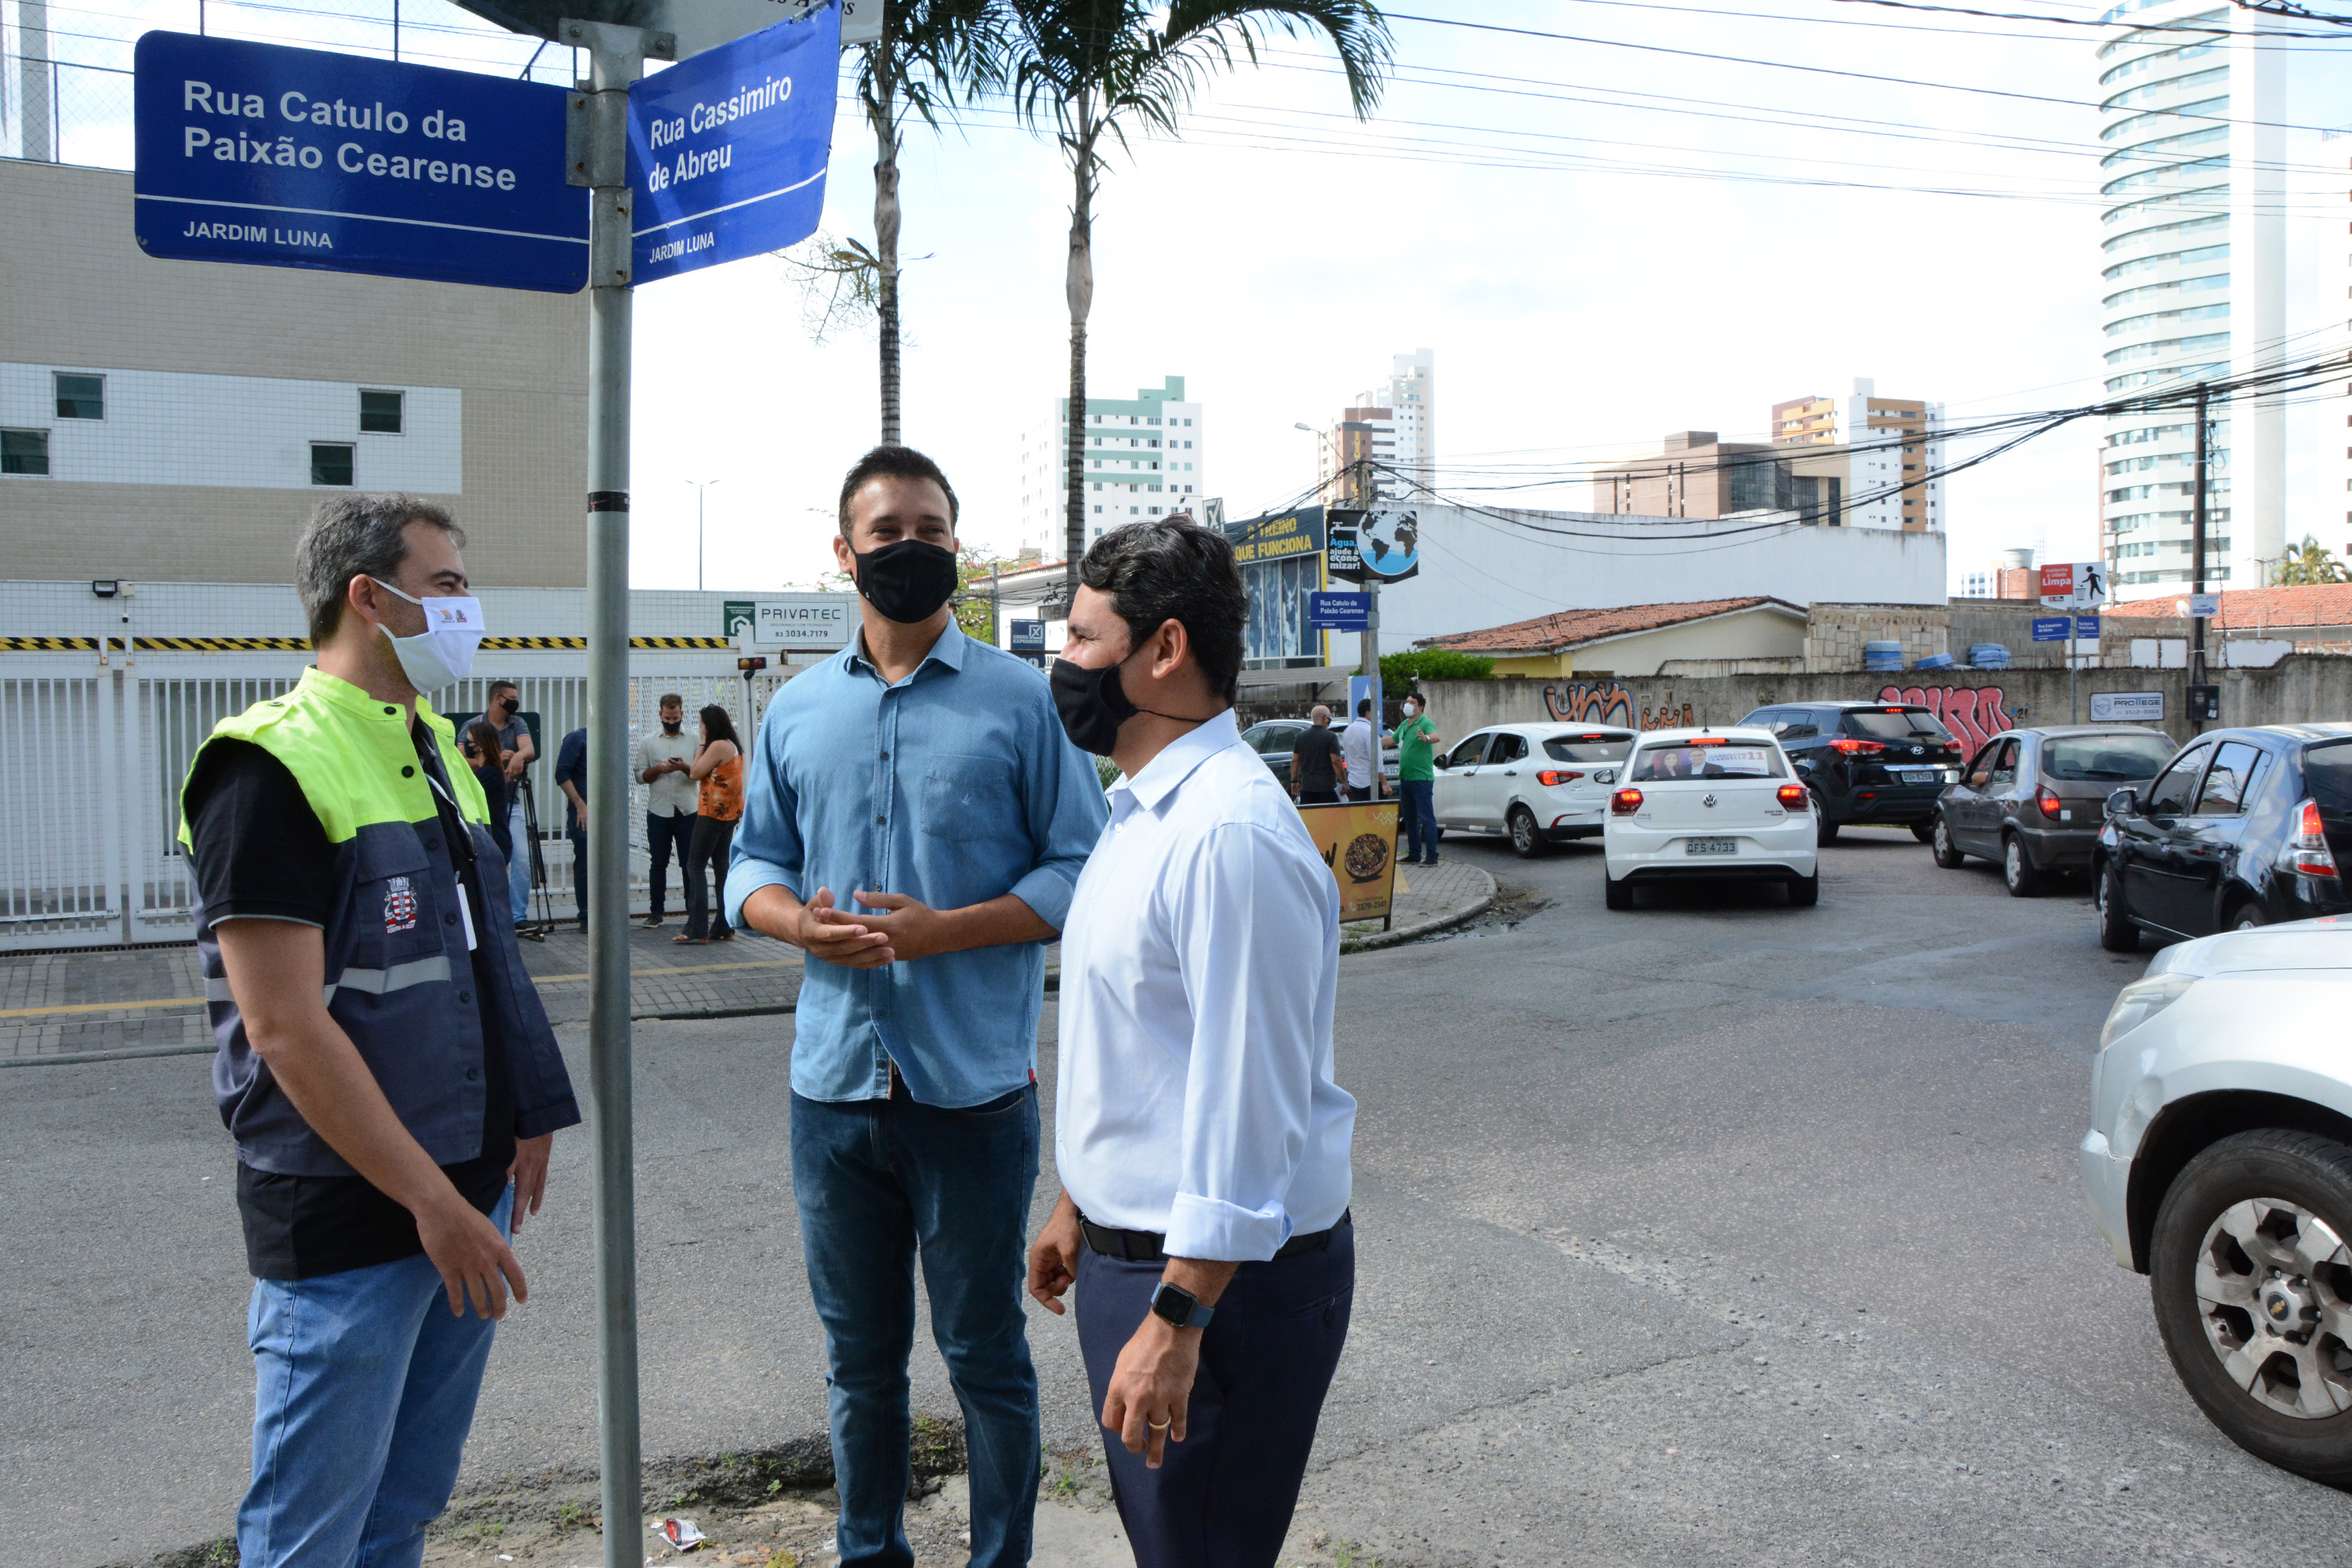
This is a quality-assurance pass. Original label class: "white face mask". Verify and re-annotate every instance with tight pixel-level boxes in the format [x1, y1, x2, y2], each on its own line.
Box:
[367, 577, 484, 691]
[1403, 702, 1419, 717]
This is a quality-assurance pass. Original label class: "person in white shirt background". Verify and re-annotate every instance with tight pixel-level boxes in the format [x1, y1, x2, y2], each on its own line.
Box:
[1027, 517, 1357, 1568]
[1339, 695, 1379, 803]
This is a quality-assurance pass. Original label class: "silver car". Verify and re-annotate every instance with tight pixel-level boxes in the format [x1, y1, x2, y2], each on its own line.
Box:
[2082, 917, 2352, 1483]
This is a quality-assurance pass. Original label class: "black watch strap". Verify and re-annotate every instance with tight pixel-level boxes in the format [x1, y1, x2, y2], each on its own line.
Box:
[1149, 1281, 1215, 1329]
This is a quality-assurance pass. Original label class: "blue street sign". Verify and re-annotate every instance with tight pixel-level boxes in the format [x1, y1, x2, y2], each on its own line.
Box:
[1009, 619, 1046, 652]
[2075, 615, 2101, 640]
[628, 5, 840, 284]
[1311, 591, 1373, 631]
[2031, 617, 2071, 642]
[133, 31, 586, 292]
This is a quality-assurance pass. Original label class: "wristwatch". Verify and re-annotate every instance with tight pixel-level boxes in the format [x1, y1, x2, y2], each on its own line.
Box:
[1149, 1281, 1215, 1330]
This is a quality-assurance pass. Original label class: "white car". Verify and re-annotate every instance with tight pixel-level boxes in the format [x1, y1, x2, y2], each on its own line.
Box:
[1432, 722, 1638, 857]
[1601, 727, 1818, 909]
[2081, 917, 2352, 1483]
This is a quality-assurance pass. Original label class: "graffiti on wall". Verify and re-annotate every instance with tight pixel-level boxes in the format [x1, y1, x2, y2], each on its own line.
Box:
[1541, 681, 1697, 730]
[1878, 684, 2013, 753]
[1543, 681, 1633, 726]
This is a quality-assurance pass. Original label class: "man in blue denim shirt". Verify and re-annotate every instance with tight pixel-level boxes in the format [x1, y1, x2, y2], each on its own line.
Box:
[727, 446, 1106, 1568]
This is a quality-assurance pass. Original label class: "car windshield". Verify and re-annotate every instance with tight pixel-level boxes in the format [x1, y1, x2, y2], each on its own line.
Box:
[1544, 735, 1632, 763]
[2302, 741, 2352, 810]
[1842, 709, 1953, 742]
[1627, 742, 1787, 781]
[2044, 734, 2176, 781]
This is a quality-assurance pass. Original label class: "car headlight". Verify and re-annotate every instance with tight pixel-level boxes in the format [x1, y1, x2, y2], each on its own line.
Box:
[2099, 972, 2197, 1052]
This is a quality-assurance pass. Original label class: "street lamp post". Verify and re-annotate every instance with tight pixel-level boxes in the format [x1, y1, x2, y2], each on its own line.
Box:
[685, 478, 721, 592]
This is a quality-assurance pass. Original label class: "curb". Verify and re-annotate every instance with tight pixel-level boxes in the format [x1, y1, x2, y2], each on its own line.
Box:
[1341, 870, 1499, 953]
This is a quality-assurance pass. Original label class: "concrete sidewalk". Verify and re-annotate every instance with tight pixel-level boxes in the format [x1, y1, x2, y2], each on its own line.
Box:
[0, 923, 804, 1067]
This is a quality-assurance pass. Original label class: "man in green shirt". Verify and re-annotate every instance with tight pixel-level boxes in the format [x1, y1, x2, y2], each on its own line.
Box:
[1392, 695, 1443, 865]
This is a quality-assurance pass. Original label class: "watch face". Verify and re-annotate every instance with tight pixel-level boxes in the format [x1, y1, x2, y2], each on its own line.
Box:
[1151, 1283, 1195, 1327]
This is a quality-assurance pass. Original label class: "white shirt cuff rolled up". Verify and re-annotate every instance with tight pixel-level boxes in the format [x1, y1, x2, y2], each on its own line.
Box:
[1164, 1191, 1294, 1263]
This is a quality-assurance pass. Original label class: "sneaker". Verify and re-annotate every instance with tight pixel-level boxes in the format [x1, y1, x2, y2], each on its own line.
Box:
[641, 914, 664, 929]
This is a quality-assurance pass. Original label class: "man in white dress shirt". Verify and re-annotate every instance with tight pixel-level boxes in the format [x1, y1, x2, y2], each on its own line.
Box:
[1027, 517, 1357, 1568]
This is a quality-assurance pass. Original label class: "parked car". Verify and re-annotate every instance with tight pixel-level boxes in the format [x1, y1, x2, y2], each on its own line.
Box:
[1239, 717, 1399, 793]
[1602, 727, 1818, 909]
[2081, 916, 2352, 1483]
[2096, 724, 2352, 951]
[1431, 722, 1638, 856]
[1931, 726, 2177, 896]
[1739, 701, 1965, 844]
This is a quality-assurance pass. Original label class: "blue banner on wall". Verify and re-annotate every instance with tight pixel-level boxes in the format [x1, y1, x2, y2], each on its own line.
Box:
[627, 4, 840, 284]
[133, 31, 586, 292]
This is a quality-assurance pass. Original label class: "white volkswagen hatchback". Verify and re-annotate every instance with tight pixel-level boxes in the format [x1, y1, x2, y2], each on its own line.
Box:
[2082, 917, 2352, 1483]
[1602, 727, 1819, 909]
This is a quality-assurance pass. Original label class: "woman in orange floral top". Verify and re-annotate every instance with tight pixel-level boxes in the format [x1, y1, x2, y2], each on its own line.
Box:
[680, 704, 744, 943]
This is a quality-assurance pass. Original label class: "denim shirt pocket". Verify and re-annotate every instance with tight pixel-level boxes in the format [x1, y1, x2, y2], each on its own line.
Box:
[920, 754, 1015, 843]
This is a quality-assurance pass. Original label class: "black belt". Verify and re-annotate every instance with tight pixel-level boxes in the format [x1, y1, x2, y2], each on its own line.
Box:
[1077, 1209, 1351, 1265]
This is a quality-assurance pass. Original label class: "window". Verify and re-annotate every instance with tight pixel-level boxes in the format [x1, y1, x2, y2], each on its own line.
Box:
[1841, 708, 1955, 742]
[1628, 742, 1786, 781]
[359, 389, 405, 434]
[310, 442, 355, 486]
[1542, 734, 1632, 763]
[53, 372, 103, 420]
[1489, 733, 1529, 764]
[1988, 739, 2020, 786]
[1443, 735, 1493, 769]
[2, 429, 49, 475]
[2144, 742, 2212, 816]
[2044, 734, 2176, 781]
[2194, 741, 2263, 815]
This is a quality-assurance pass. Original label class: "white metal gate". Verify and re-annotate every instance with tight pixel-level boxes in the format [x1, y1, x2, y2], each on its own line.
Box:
[0, 653, 796, 951]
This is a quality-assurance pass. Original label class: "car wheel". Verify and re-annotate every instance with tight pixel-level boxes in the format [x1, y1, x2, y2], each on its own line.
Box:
[2151, 1130, 2352, 1486]
[2097, 859, 2140, 953]
[1508, 806, 1545, 859]
[1910, 821, 1936, 844]
[1786, 870, 1820, 907]
[1816, 811, 1840, 847]
[2233, 902, 2269, 931]
[1931, 813, 1968, 869]
[1603, 872, 1633, 911]
[2002, 833, 2043, 898]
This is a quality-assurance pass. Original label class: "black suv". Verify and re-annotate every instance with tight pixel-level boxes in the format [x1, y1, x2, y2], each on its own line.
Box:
[2095, 723, 2352, 949]
[1737, 702, 1965, 844]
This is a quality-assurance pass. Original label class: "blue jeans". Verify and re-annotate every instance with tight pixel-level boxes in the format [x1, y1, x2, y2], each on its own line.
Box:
[504, 800, 532, 923]
[792, 1080, 1042, 1568]
[240, 1188, 514, 1568]
[1399, 779, 1439, 862]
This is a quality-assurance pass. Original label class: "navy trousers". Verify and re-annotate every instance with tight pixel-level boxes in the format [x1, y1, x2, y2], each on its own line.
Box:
[1075, 1225, 1354, 1568]
[644, 811, 696, 918]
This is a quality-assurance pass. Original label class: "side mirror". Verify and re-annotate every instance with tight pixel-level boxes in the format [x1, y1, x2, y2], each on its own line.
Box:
[1434, 755, 1451, 770]
[1595, 768, 1617, 786]
[2107, 787, 2138, 818]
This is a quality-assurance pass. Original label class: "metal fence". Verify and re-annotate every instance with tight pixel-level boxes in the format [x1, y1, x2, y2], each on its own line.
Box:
[0, 652, 791, 951]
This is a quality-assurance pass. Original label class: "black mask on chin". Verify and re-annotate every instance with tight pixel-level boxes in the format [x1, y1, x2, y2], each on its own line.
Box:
[1050, 656, 1140, 756]
[853, 539, 960, 624]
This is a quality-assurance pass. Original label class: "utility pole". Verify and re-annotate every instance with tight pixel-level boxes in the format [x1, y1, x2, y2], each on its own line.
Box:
[2191, 379, 2209, 735]
[563, 20, 673, 1568]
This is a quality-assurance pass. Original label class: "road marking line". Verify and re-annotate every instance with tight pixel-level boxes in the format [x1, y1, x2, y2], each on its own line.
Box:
[0, 957, 798, 1019]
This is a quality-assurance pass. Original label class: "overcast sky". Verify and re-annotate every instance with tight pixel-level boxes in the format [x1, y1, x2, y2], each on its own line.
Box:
[32, 0, 2352, 597]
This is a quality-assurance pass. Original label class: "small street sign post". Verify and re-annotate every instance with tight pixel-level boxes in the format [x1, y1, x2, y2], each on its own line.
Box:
[1310, 591, 1373, 632]
[2031, 617, 2071, 642]
[2039, 563, 2107, 720]
[133, 31, 586, 289]
[2190, 592, 2221, 619]
[1009, 619, 1047, 667]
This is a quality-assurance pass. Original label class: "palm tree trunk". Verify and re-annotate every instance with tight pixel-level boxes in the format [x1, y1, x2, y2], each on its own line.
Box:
[1063, 120, 1095, 596]
[870, 56, 902, 448]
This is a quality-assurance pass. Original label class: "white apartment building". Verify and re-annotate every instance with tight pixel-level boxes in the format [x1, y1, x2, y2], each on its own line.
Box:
[1768, 378, 1945, 532]
[1321, 347, 1435, 503]
[2096, 0, 2285, 599]
[1014, 375, 1203, 560]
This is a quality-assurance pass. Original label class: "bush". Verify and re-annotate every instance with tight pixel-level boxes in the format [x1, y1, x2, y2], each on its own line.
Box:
[1380, 649, 1495, 687]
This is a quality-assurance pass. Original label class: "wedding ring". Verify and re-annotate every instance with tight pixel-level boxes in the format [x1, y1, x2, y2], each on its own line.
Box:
[1149, 1418, 1172, 1432]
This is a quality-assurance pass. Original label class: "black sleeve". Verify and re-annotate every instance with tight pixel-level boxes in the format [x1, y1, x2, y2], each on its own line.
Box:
[183, 740, 337, 930]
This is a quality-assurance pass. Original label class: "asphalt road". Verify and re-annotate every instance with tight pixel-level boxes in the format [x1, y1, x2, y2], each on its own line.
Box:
[11, 825, 2352, 1566]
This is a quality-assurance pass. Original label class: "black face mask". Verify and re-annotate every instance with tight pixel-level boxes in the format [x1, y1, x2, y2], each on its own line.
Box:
[854, 539, 960, 625]
[1051, 656, 1139, 756]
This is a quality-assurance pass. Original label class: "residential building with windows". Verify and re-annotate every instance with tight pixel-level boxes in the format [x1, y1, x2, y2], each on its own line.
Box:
[2095, 0, 2285, 598]
[1319, 347, 1435, 503]
[1768, 378, 1944, 531]
[1591, 431, 1795, 520]
[1014, 375, 1203, 557]
[0, 158, 587, 586]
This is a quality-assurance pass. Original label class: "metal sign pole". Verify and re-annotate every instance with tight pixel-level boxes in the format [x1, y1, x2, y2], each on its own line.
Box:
[561, 20, 671, 1566]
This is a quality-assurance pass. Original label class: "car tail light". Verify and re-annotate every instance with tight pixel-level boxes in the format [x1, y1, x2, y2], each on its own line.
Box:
[1777, 784, 1806, 809]
[2038, 786, 2063, 821]
[1611, 787, 1643, 815]
[1537, 770, 1583, 786]
[1828, 738, 1885, 755]
[2292, 799, 2339, 878]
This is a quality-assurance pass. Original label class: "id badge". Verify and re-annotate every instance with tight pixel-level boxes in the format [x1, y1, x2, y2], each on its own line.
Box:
[456, 882, 477, 952]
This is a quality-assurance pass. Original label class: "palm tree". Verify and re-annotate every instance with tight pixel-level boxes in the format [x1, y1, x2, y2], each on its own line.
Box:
[1004, 0, 1391, 590]
[852, 1, 1006, 445]
[2277, 535, 2350, 586]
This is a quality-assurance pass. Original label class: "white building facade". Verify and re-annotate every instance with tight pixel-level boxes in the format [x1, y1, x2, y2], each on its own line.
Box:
[1769, 378, 1945, 532]
[2096, 0, 2285, 599]
[1321, 347, 1435, 502]
[1014, 374, 1203, 560]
